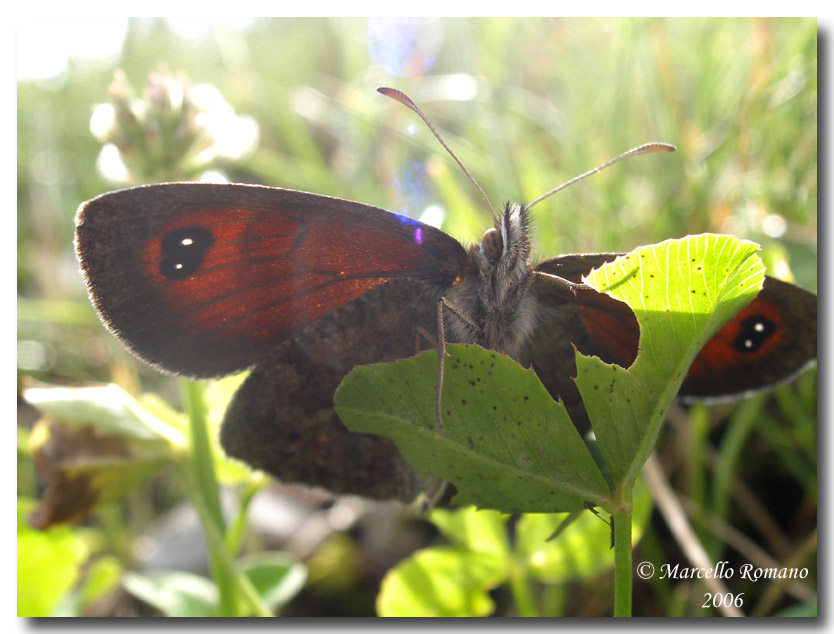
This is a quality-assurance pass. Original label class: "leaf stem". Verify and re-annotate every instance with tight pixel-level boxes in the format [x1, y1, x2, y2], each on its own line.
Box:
[611, 488, 633, 617]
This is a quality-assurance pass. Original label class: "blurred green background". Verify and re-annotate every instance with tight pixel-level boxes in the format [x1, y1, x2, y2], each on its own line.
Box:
[17, 17, 816, 617]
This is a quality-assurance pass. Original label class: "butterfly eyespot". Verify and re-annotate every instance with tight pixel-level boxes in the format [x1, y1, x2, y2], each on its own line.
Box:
[481, 227, 503, 260]
[160, 227, 214, 279]
[734, 315, 777, 353]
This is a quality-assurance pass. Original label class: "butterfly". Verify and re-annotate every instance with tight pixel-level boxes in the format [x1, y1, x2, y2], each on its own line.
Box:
[74, 90, 817, 502]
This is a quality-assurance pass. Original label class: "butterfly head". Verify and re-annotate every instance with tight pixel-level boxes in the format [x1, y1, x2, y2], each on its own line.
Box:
[479, 203, 531, 273]
[448, 201, 535, 356]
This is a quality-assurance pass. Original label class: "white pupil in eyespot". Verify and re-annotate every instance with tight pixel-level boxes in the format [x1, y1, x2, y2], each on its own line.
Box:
[181, 238, 193, 246]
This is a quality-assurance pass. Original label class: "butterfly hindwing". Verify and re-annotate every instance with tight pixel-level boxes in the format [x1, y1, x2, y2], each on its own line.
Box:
[220, 277, 446, 500]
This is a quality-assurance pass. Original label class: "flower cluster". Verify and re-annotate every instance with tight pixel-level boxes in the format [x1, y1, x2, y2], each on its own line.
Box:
[90, 68, 258, 183]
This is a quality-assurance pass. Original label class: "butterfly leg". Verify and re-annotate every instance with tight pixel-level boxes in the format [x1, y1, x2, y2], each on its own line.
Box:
[434, 297, 480, 429]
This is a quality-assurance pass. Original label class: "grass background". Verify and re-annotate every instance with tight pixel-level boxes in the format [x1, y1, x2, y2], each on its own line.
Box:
[17, 17, 817, 616]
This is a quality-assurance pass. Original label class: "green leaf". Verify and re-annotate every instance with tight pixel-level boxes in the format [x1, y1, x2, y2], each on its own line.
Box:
[24, 383, 185, 445]
[336, 345, 611, 512]
[17, 499, 90, 616]
[379, 484, 653, 617]
[772, 599, 817, 617]
[578, 234, 764, 484]
[80, 556, 123, 607]
[429, 506, 510, 558]
[237, 552, 307, 611]
[376, 546, 505, 617]
[52, 555, 123, 617]
[336, 235, 764, 513]
[122, 571, 219, 617]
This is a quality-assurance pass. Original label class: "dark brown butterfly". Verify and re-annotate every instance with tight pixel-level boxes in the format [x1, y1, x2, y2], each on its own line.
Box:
[75, 90, 817, 502]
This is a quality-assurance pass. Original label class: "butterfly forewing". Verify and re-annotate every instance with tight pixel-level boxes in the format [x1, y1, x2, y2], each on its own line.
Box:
[75, 183, 467, 378]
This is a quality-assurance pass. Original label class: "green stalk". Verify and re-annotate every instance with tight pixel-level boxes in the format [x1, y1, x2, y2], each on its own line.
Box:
[611, 487, 634, 617]
[181, 466, 273, 617]
[710, 397, 762, 558]
[180, 380, 272, 617]
[226, 479, 265, 555]
[181, 380, 235, 615]
[182, 381, 224, 528]
[508, 559, 540, 617]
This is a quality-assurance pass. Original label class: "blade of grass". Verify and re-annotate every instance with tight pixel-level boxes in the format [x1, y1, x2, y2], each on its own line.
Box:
[180, 380, 272, 617]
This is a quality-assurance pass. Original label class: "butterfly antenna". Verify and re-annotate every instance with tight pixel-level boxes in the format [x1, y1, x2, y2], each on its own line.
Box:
[523, 142, 676, 212]
[378, 87, 499, 227]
